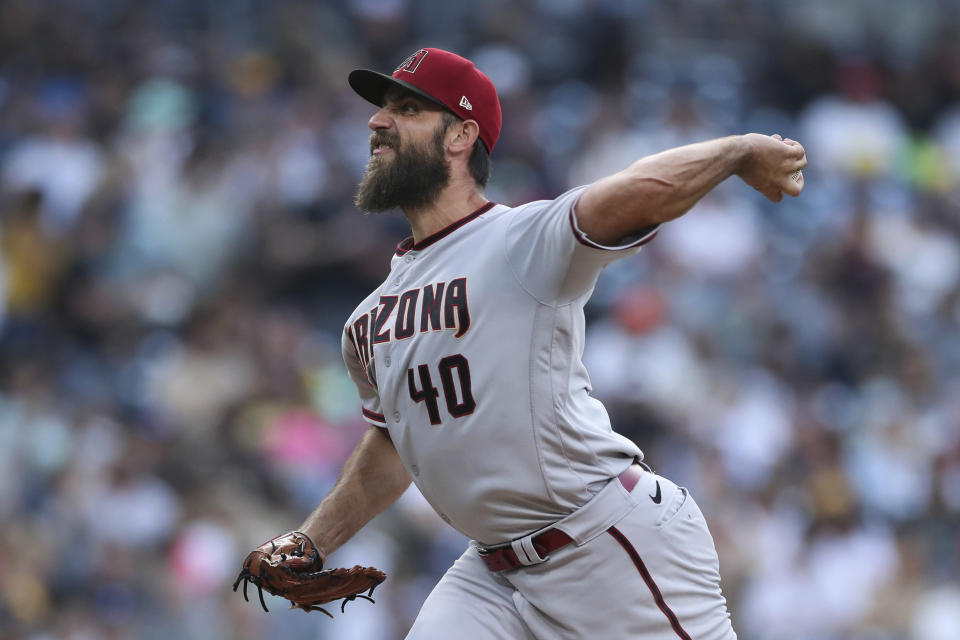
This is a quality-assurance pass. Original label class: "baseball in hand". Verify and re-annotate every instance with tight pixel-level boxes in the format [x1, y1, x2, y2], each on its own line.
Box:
[790, 169, 804, 187]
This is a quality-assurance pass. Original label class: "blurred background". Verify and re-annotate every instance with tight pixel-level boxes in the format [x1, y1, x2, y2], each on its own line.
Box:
[1, 0, 959, 638]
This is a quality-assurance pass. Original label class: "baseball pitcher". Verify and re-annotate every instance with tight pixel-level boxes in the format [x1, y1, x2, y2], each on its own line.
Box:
[234, 47, 806, 639]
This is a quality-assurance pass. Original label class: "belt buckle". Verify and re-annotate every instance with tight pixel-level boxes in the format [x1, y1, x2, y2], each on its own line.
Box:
[475, 542, 502, 556]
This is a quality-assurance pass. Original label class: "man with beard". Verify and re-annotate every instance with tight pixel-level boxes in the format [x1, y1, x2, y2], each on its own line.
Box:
[253, 48, 805, 639]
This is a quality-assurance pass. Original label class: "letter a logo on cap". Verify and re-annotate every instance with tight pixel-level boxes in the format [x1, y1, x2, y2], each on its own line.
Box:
[459, 96, 473, 110]
[396, 49, 429, 74]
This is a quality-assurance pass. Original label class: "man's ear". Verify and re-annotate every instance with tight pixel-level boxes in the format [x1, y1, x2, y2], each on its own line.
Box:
[447, 119, 480, 155]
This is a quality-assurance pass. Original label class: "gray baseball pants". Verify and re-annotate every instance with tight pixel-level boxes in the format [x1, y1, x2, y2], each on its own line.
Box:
[405, 469, 737, 640]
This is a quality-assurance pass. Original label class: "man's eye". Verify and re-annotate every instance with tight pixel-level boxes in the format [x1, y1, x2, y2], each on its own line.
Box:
[401, 103, 418, 113]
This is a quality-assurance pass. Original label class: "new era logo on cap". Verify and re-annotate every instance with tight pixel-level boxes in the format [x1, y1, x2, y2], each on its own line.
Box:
[348, 47, 503, 152]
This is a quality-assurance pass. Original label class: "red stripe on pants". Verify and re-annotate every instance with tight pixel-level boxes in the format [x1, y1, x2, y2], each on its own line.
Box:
[607, 526, 692, 640]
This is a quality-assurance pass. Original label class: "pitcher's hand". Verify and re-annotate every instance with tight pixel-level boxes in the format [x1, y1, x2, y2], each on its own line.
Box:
[737, 133, 807, 202]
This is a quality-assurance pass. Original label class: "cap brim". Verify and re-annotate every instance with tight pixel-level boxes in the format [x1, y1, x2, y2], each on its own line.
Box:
[348, 69, 449, 111]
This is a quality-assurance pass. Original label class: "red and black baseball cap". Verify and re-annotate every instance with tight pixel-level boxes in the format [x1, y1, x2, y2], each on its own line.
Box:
[349, 48, 502, 153]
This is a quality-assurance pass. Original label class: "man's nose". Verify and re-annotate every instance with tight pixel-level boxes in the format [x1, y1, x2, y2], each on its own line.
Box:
[368, 107, 392, 131]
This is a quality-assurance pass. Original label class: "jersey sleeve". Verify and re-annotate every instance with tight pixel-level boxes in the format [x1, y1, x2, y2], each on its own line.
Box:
[341, 326, 387, 427]
[504, 185, 659, 304]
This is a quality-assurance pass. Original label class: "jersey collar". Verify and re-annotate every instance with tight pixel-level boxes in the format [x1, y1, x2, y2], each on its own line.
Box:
[395, 202, 496, 256]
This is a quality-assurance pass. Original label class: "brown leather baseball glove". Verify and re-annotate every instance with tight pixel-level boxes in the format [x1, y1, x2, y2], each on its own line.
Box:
[232, 530, 386, 617]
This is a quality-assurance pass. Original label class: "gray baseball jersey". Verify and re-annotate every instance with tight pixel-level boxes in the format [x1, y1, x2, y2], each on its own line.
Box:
[341, 185, 658, 545]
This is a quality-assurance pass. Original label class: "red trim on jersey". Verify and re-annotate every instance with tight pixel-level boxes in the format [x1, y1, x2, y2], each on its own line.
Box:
[607, 526, 692, 640]
[395, 202, 496, 255]
[362, 407, 387, 424]
[568, 208, 659, 250]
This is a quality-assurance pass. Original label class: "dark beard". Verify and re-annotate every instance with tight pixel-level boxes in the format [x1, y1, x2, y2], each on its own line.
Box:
[354, 125, 450, 213]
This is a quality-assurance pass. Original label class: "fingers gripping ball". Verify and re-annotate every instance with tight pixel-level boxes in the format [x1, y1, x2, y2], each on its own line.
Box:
[232, 531, 387, 618]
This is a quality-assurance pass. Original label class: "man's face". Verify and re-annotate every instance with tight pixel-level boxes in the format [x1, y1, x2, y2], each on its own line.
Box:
[355, 89, 452, 213]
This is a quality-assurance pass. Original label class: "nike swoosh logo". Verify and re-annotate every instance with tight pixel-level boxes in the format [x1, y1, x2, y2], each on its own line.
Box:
[650, 481, 662, 504]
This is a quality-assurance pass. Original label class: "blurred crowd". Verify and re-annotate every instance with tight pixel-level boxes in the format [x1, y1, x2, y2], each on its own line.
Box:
[1, 0, 959, 638]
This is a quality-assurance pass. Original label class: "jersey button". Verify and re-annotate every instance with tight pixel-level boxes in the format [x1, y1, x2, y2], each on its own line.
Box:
[384, 355, 391, 367]
[410, 464, 419, 476]
[404, 255, 414, 263]
[393, 411, 401, 422]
